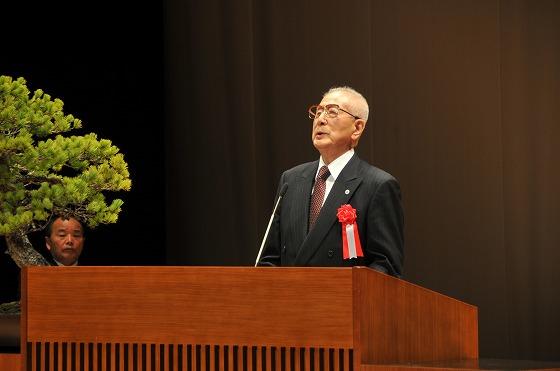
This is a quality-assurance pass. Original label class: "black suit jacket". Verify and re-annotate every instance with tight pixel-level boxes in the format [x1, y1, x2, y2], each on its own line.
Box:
[258, 153, 404, 277]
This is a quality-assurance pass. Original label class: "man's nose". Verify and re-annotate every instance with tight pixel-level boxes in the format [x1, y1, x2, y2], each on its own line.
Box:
[317, 114, 328, 125]
[65, 235, 74, 244]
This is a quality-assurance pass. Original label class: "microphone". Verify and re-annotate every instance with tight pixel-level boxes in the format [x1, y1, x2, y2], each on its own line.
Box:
[254, 183, 288, 266]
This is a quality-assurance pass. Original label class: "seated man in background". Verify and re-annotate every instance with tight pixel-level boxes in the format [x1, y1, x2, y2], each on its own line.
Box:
[45, 216, 85, 266]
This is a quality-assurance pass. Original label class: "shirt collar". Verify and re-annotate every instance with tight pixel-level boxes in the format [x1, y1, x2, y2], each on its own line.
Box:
[54, 259, 78, 267]
[317, 148, 355, 181]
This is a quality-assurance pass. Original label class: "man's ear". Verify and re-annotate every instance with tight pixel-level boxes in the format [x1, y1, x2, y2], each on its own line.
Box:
[352, 119, 366, 139]
[45, 237, 52, 251]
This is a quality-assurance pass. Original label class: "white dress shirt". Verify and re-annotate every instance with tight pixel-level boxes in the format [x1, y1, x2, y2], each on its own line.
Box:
[313, 148, 355, 206]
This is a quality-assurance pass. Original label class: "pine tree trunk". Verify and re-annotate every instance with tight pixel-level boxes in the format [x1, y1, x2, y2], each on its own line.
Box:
[5, 233, 50, 268]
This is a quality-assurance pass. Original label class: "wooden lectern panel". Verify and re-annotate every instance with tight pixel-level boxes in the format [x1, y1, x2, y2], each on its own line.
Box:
[0, 353, 21, 370]
[20, 266, 478, 371]
[23, 266, 353, 347]
[353, 267, 478, 364]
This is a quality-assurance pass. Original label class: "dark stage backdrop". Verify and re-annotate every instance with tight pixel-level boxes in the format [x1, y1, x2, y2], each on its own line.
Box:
[1, 2, 165, 301]
[165, 0, 560, 362]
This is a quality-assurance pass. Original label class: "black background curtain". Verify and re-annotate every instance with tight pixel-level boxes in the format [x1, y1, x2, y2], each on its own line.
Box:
[2, 0, 559, 361]
[1, 2, 166, 299]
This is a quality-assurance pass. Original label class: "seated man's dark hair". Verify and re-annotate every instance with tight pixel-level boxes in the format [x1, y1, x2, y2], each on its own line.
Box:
[45, 214, 85, 237]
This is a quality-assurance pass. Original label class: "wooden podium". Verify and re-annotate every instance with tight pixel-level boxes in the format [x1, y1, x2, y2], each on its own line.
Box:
[17, 266, 477, 370]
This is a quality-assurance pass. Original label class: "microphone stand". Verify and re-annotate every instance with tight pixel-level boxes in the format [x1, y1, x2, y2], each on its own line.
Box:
[254, 184, 288, 266]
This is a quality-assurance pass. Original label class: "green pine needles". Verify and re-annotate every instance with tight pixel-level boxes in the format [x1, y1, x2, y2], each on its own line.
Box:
[0, 75, 131, 267]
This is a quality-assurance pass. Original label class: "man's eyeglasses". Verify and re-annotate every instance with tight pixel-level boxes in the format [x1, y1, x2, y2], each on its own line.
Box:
[308, 104, 360, 120]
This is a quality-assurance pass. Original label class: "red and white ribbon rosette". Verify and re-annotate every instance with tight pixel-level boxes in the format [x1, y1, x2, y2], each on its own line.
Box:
[337, 204, 364, 259]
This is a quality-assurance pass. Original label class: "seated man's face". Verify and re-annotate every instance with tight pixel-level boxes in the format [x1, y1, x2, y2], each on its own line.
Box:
[45, 217, 85, 266]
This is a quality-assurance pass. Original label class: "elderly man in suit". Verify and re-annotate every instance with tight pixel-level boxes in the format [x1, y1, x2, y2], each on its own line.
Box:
[258, 86, 404, 277]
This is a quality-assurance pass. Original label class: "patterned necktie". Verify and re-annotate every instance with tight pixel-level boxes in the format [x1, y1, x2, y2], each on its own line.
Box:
[309, 165, 330, 231]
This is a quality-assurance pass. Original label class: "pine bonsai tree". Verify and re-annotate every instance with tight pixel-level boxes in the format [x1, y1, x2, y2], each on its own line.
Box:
[0, 75, 131, 268]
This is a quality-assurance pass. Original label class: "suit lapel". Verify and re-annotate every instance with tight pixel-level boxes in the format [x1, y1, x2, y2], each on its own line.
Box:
[294, 155, 363, 265]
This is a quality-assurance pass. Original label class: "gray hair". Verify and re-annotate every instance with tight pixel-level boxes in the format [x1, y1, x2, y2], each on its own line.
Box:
[323, 86, 369, 121]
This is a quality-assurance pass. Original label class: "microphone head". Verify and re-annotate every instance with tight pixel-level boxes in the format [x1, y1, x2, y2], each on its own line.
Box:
[279, 183, 289, 197]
